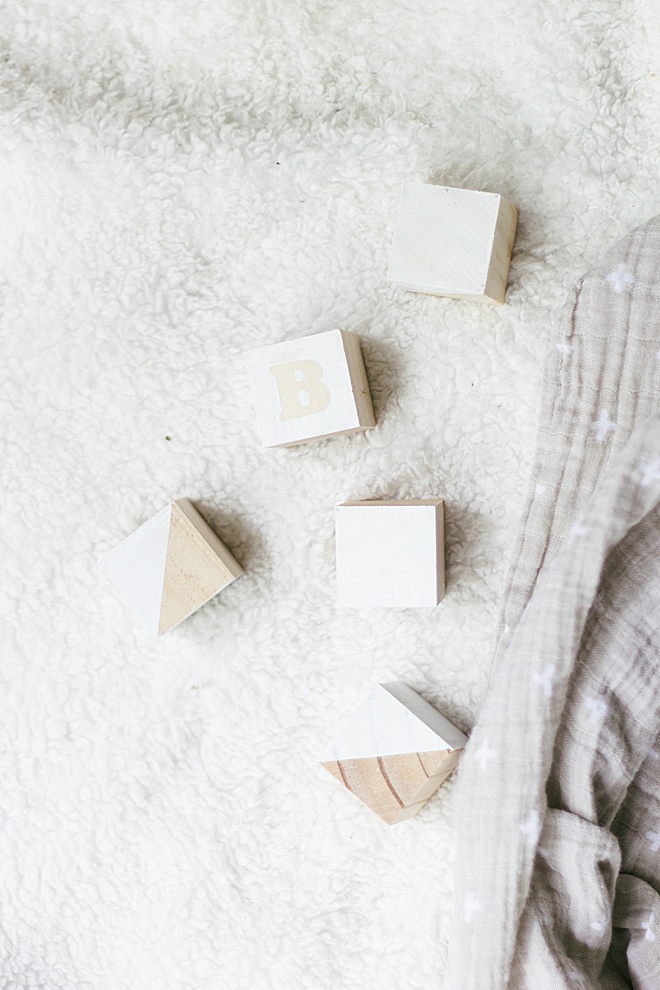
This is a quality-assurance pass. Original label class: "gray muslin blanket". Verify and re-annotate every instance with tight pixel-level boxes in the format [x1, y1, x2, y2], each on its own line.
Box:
[447, 218, 660, 989]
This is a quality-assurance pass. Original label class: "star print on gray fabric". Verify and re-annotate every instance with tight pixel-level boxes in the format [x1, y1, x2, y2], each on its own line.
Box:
[646, 831, 660, 852]
[463, 892, 481, 924]
[605, 263, 635, 294]
[590, 409, 617, 443]
[639, 460, 660, 487]
[569, 522, 588, 542]
[473, 739, 497, 771]
[642, 913, 656, 942]
[534, 664, 556, 699]
[519, 810, 542, 845]
[585, 697, 608, 723]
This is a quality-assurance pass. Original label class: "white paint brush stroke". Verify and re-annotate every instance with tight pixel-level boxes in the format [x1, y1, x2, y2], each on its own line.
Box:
[320, 682, 467, 762]
[100, 504, 172, 637]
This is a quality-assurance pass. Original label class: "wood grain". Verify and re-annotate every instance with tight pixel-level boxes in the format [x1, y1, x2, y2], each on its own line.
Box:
[319, 682, 467, 824]
[158, 499, 244, 636]
[321, 750, 461, 825]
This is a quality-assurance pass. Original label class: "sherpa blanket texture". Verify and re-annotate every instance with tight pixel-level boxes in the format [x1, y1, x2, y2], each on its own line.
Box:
[1, 2, 659, 989]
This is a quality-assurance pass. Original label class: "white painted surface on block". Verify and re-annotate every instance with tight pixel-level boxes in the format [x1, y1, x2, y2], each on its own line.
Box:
[319, 682, 465, 762]
[381, 682, 467, 751]
[388, 183, 516, 303]
[336, 500, 444, 607]
[245, 328, 374, 447]
[100, 503, 172, 636]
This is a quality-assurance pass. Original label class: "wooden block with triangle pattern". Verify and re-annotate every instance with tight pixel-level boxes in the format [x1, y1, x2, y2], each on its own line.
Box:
[319, 682, 467, 824]
[101, 498, 244, 636]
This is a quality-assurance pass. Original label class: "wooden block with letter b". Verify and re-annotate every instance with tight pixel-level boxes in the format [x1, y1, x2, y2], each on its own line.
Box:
[388, 182, 518, 304]
[100, 498, 244, 636]
[245, 328, 375, 447]
[336, 499, 445, 607]
[320, 682, 467, 824]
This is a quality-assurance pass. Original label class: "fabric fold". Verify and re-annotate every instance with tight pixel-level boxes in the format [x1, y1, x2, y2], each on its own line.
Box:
[448, 217, 660, 990]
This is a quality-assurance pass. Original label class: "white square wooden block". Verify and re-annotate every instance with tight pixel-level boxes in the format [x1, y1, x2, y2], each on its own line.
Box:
[100, 498, 244, 636]
[388, 182, 518, 305]
[319, 681, 467, 824]
[336, 500, 445, 608]
[245, 328, 375, 448]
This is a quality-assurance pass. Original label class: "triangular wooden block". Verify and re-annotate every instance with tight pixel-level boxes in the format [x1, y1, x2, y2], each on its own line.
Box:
[101, 498, 244, 637]
[319, 682, 467, 825]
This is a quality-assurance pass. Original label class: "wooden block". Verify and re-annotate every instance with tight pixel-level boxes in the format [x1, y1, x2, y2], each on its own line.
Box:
[388, 182, 518, 305]
[320, 682, 467, 825]
[245, 329, 376, 447]
[336, 500, 445, 608]
[100, 498, 244, 636]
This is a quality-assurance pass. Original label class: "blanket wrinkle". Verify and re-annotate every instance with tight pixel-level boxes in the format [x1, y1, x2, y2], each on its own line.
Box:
[449, 216, 660, 990]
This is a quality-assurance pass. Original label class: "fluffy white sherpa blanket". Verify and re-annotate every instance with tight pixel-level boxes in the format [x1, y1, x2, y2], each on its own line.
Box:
[0, 2, 658, 988]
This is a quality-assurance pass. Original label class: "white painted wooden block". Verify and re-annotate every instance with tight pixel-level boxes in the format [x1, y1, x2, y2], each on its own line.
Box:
[320, 682, 467, 824]
[388, 182, 518, 305]
[245, 329, 375, 448]
[100, 498, 244, 636]
[336, 500, 445, 608]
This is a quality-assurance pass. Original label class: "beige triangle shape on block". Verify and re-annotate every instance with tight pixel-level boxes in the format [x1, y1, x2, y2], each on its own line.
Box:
[158, 500, 242, 635]
[321, 749, 461, 825]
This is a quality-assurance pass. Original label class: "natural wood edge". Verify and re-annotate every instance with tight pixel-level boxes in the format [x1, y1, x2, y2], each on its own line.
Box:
[339, 329, 377, 429]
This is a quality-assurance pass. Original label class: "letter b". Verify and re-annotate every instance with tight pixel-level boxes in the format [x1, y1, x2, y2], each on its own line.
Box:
[269, 360, 331, 421]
